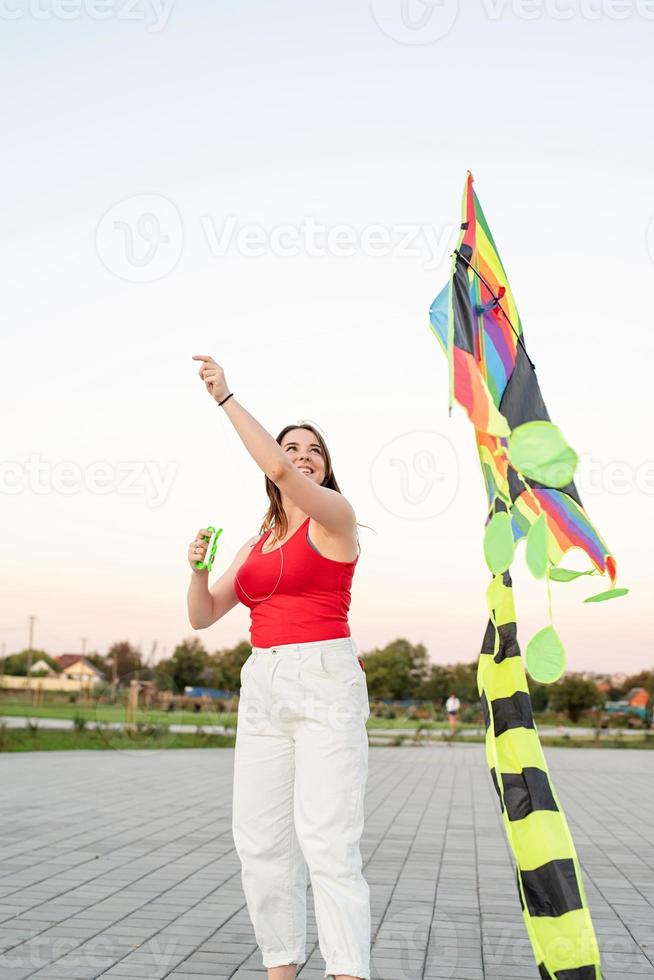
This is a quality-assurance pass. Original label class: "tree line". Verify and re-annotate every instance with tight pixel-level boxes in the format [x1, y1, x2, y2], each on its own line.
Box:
[3, 638, 652, 723]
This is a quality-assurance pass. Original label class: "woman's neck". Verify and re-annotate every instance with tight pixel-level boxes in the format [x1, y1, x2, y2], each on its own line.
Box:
[279, 498, 307, 530]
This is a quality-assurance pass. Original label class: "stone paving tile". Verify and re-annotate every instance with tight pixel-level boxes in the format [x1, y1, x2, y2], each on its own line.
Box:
[1, 745, 653, 978]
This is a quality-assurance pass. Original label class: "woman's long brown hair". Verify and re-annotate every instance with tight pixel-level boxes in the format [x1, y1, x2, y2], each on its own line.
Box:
[259, 421, 373, 546]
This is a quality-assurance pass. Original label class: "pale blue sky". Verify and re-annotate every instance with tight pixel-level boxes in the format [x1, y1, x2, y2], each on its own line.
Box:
[1, 1, 653, 671]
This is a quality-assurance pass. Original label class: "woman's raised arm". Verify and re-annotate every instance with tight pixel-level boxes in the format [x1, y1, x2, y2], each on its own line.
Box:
[192, 354, 355, 536]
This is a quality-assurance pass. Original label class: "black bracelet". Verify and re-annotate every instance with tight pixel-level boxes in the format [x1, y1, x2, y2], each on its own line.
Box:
[218, 392, 234, 407]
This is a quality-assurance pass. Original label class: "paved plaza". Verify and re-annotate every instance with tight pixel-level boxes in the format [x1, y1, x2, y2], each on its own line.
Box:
[0, 744, 652, 980]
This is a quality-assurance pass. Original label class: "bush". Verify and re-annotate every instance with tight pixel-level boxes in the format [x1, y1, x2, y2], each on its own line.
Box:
[134, 722, 170, 738]
[548, 676, 604, 723]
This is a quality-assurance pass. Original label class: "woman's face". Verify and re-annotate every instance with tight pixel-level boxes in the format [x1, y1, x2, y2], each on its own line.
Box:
[280, 428, 326, 484]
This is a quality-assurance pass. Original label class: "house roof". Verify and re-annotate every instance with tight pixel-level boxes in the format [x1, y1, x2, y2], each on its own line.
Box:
[55, 655, 105, 677]
[56, 654, 85, 668]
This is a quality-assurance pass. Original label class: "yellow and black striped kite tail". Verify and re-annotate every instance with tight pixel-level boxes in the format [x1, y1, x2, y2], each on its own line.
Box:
[478, 569, 603, 980]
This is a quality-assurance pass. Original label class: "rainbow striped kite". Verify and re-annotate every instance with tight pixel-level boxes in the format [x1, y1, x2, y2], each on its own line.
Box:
[429, 172, 626, 980]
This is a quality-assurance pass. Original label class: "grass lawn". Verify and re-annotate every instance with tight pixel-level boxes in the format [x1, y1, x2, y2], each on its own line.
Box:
[0, 701, 480, 729]
[2, 700, 651, 747]
[0, 701, 236, 727]
[0, 727, 235, 752]
[2, 725, 653, 752]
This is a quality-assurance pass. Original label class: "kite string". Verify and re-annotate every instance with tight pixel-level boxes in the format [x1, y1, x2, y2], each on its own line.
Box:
[454, 248, 535, 370]
[545, 566, 554, 626]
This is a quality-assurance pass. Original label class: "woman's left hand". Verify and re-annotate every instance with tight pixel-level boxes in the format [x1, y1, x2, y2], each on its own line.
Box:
[192, 354, 230, 403]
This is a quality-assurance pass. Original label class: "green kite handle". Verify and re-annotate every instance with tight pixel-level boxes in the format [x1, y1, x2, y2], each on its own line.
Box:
[195, 526, 223, 572]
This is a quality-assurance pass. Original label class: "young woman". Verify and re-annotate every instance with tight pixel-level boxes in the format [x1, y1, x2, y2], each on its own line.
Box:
[445, 692, 460, 735]
[187, 354, 371, 980]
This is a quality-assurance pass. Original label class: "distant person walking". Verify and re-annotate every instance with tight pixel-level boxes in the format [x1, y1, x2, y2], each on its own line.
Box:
[445, 693, 461, 734]
[187, 355, 371, 980]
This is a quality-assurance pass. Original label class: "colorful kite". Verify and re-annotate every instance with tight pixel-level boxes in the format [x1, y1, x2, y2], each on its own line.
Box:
[429, 172, 627, 980]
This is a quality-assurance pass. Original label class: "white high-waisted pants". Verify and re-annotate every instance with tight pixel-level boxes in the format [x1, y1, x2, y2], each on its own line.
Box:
[232, 635, 371, 979]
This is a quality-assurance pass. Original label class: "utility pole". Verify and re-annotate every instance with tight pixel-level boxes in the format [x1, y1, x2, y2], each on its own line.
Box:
[81, 637, 87, 657]
[26, 615, 37, 693]
[143, 640, 158, 710]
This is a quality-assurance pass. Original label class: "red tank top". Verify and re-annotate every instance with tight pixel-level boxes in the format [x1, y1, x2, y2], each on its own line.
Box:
[234, 516, 358, 647]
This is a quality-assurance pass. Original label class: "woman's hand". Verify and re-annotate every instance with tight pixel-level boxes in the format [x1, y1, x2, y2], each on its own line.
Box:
[188, 528, 212, 575]
[192, 354, 231, 403]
